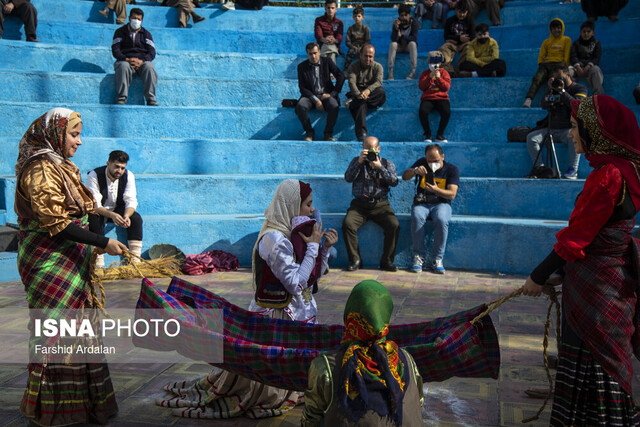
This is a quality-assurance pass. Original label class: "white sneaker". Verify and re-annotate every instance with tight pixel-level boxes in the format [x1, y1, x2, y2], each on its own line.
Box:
[522, 98, 532, 108]
[432, 259, 445, 274]
[424, 137, 432, 143]
[411, 255, 424, 273]
[222, 1, 235, 10]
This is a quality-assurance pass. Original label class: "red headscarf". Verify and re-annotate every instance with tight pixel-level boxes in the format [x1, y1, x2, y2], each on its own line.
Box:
[299, 181, 312, 202]
[571, 95, 640, 210]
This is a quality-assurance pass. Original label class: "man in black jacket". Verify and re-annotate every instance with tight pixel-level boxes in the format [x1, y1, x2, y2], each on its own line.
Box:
[0, 0, 38, 42]
[295, 42, 345, 141]
[111, 8, 158, 105]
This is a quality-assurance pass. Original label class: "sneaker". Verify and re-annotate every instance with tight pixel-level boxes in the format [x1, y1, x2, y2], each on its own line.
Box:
[424, 137, 432, 143]
[222, 1, 235, 10]
[563, 168, 578, 179]
[193, 14, 206, 23]
[343, 98, 352, 109]
[522, 98, 532, 108]
[323, 133, 336, 142]
[98, 7, 109, 18]
[406, 71, 416, 80]
[146, 99, 158, 106]
[411, 255, 424, 273]
[304, 132, 314, 142]
[388, 71, 394, 80]
[435, 135, 447, 143]
[432, 259, 445, 274]
[116, 99, 126, 105]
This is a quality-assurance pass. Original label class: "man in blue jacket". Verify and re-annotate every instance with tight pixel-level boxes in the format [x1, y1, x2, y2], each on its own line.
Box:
[111, 8, 158, 105]
[295, 42, 345, 142]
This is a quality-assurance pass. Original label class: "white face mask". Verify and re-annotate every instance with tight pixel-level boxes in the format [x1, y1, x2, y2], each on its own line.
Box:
[428, 162, 441, 173]
[130, 19, 142, 30]
[428, 63, 440, 72]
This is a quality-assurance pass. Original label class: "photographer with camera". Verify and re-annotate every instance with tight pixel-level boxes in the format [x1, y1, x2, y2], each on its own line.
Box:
[343, 136, 399, 272]
[526, 65, 587, 179]
[402, 144, 459, 274]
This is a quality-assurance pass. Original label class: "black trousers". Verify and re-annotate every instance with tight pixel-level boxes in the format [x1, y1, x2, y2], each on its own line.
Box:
[419, 99, 451, 138]
[0, 2, 37, 41]
[342, 198, 399, 266]
[89, 209, 143, 241]
[347, 87, 386, 139]
[295, 96, 339, 136]
[459, 58, 507, 77]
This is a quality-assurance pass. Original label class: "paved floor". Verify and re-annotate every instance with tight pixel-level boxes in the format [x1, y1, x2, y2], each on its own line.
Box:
[1, 267, 639, 426]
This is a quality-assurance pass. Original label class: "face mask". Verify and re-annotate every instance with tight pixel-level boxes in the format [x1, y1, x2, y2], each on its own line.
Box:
[130, 19, 142, 30]
[428, 64, 440, 72]
[428, 162, 441, 173]
[477, 37, 489, 44]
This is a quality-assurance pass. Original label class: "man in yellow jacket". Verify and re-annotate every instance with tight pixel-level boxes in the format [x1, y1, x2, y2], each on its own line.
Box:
[522, 18, 571, 108]
[457, 23, 506, 77]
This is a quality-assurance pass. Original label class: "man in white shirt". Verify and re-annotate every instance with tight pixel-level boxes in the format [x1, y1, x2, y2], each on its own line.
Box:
[87, 150, 143, 267]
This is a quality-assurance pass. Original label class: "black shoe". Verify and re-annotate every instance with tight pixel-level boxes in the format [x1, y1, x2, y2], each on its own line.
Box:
[304, 131, 314, 142]
[357, 133, 367, 142]
[116, 99, 126, 105]
[380, 263, 398, 272]
[346, 260, 361, 271]
[634, 87, 640, 105]
[147, 100, 158, 106]
[324, 133, 336, 142]
[193, 14, 206, 23]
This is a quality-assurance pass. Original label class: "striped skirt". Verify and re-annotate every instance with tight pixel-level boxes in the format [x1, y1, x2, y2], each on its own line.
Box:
[550, 319, 640, 426]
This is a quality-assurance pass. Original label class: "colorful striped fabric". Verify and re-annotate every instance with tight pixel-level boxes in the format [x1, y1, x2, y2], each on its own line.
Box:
[135, 276, 500, 392]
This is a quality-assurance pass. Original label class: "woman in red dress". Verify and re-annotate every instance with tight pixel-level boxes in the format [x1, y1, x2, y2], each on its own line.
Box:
[523, 95, 640, 426]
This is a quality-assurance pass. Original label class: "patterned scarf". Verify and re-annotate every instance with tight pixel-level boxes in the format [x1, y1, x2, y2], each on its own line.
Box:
[571, 95, 640, 210]
[338, 280, 407, 425]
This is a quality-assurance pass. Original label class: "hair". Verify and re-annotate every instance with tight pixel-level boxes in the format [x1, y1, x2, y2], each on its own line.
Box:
[475, 23, 489, 34]
[455, 0, 468, 12]
[549, 19, 562, 29]
[353, 5, 364, 16]
[398, 4, 411, 15]
[552, 65, 569, 75]
[325, 0, 337, 6]
[306, 42, 320, 52]
[108, 150, 129, 164]
[129, 8, 144, 19]
[425, 144, 443, 156]
[580, 20, 595, 31]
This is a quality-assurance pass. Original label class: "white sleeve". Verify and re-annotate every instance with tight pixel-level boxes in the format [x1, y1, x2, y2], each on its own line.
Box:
[123, 170, 138, 210]
[85, 170, 103, 208]
[258, 232, 319, 296]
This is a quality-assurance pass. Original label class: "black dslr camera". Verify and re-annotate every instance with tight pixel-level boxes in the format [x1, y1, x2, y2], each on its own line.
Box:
[366, 148, 378, 162]
[550, 77, 564, 93]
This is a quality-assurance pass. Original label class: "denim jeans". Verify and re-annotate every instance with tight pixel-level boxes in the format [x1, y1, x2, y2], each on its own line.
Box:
[526, 128, 578, 171]
[411, 202, 451, 261]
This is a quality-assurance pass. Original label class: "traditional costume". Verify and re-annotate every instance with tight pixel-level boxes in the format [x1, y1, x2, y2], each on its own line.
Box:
[158, 179, 330, 419]
[15, 108, 118, 425]
[529, 95, 640, 426]
[302, 280, 423, 426]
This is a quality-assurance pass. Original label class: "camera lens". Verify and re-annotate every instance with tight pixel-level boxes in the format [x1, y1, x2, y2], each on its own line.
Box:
[367, 152, 377, 161]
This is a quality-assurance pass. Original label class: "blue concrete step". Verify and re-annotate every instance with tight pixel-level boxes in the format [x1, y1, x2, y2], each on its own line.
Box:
[18, 0, 621, 33]
[0, 138, 589, 179]
[2, 41, 638, 79]
[95, 213, 567, 275]
[5, 18, 640, 54]
[0, 251, 19, 282]
[0, 174, 585, 224]
[3, 102, 639, 143]
[2, 70, 638, 108]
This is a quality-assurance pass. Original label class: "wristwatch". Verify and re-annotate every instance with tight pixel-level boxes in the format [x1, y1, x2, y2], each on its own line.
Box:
[413, 167, 419, 175]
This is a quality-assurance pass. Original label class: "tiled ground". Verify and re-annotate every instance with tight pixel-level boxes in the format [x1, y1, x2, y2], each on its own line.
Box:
[1, 267, 639, 426]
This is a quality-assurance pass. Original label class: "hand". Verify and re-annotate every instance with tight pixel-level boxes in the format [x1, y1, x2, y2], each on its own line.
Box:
[424, 181, 438, 193]
[325, 36, 336, 44]
[413, 166, 428, 177]
[522, 276, 544, 297]
[315, 99, 324, 111]
[434, 70, 441, 79]
[323, 228, 338, 248]
[321, 93, 331, 100]
[460, 34, 470, 43]
[547, 77, 556, 90]
[99, 238, 128, 256]
[360, 89, 371, 99]
[358, 149, 369, 164]
[122, 215, 131, 228]
[545, 272, 563, 287]
[369, 158, 382, 169]
[300, 222, 324, 245]
[584, 64, 592, 73]
[111, 212, 128, 228]
[3, 2, 14, 13]
[394, 19, 401, 30]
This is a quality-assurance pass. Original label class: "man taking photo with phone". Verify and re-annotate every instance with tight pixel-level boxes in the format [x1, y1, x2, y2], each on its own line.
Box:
[402, 143, 459, 274]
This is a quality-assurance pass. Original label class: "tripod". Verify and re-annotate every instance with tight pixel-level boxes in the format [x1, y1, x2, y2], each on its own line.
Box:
[532, 126, 562, 178]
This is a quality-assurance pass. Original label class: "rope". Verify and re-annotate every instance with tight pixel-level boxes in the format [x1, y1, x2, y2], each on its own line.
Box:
[469, 285, 562, 423]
